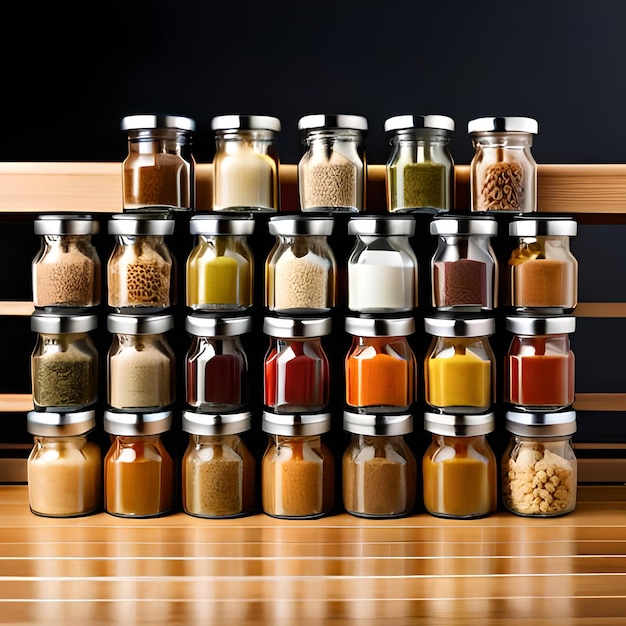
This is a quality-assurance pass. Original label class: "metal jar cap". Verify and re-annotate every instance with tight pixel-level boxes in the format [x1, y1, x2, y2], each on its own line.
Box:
[182, 410, 252, 436]
[424, 411, 495, 437]
[424, 316, 496, 338]
[298, 114, 368, 132]
[430, 214, 498, 237]
[509, 216, 577, 237]
[505, 410, 577, 437]
[34, 214, 99, 236]
[263, 316, 331, 338]
[121, 114, 196, 132]
[107, 214, 175, 236]
[505, 315, 576, 335]
[185, 314, 252, 337]
[268, 214, 334, 236]
[107, 313, 174, 335]
[347, 215, 416, 237]
[261, 411, 331, 436]
[343, 411, 413, 436]
[384, 114, 455, 133]
[103, 409, 172, 436]
[211, 114, 282, 133]
[27, 409, 96, 437]
[345, 316, 415, 337]
[31, 312, 98, 334]
[189, 214, 255, 236]
[467, 116, 538, 134]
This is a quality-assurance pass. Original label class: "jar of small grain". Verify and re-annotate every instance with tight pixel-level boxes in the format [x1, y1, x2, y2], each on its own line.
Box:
[103, 409, 174, 518]
[508, 216, 578, 313]
[211, 114, 281, 213]
[265, 215, 336, 315]
[186, 214, 255, 311]
[31, 312, 99, 411]
[32, 214, 101, 310]
[27, 409, 101, 518]
[468, 116, 538, 213]
[422, 411, 497, 519]
[121, 113, 196, 212]
[502, 409, 577, 517]
[342, 411, 417, 519]
[347, 215, 419, 314]
[181, 410, 256, 518]
[107, 214, 175, 312]
[297, 114, 367, 213]
[261, 411, 335, 519]
[384, 114, 455, 213]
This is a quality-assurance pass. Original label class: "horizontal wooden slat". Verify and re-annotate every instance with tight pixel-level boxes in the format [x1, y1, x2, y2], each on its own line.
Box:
[0, 302, 34, 316]
[574, 393, 626, 412]
[0, 394, 32, 413]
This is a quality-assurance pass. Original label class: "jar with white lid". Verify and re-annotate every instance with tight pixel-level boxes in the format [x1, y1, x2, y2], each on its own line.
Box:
[508, 216, 578, 313]
[347, 215, 418, 313]
[261, 411, 335, 519]
[185, 213, 255, 311]
[107, 313, 176, 411]
[430, 214, 498, 312]
[422, 411, 497, 519]
[182, 410, 256, 518]
[342, 411, 417, 518]
[107, 214, 175, 312]
[103, 409, 174, 518]
[27, 409, 101, 518]
[502, 409, 577, 517]
[423, 317, 496, 414]
[504, 316, 576, 411]
[211, 114, 281, 213]
[32, 214, 101, 310]
[297, 114, 367, 213]
[384, 114, 455, 213]
[468, 116, 538, 213]
[265, 215, 336, 315]
[31, 312, 99, 411]
[121, 113, 196, 212]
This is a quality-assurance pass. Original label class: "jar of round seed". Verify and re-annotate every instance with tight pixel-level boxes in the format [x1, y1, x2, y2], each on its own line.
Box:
[31, 312, 99, 411]
[502, 409, 577, 517]
[261, 411, 335, 519]
[121, 113, 196, 212]
[107, 214, 175, 312]
[384, 114, 455, 213]
[297, 114, 367, 213]
[182, 410, 256, 518]
[27, 409, 101, 518]
[347, 215, 418, 314]
[265, 215, 336, 315]
[211, 114, 281, 213]
[468, 116, 538, 213]
[186, 213, 255, 311]
[342, 411, 417, 519]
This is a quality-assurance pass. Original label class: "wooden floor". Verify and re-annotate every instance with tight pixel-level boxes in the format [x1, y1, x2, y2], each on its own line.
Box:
[1, 485, 626, 625]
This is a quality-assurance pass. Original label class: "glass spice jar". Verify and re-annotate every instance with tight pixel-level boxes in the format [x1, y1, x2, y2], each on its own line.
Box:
[423, 316, 496, 414]
[468, 116, 538, 213]
[185, 314, 251, 412]
[263, 316, 331, 413]
[261, 410, 335, 519]
[502, 409, 577, 517]
[347, 215, 419, 314]
[345, 317, 417, 414]
[107, 214, 175, 312]
[297, 114, 367, 213]
[27, 409, 102, 518]
[32, 214, 101, 310]
[430, 214, 499, 312]
[121, 113, 196, 212]
[265, 215, 336, 315]
[103, 409, 174, 518]
[384, 114, 455, 213]
[342, 411, 417, 519]
[422, 411, 497, 519]
[107, 313, 176, 411]
[186, 214, 255, 311]
[508, 216, 578, 313]
[504, 315, 576, 411]
[31, 312, 99, 411]
[181, 410, 256, 518]
[211, 114, 281, 213]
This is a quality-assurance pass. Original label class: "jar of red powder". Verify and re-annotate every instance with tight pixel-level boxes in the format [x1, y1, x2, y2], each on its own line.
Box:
[504, 316, 576, 411]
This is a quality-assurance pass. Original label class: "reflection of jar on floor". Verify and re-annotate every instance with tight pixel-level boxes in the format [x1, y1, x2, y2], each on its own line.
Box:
[342, 411, 417, 518]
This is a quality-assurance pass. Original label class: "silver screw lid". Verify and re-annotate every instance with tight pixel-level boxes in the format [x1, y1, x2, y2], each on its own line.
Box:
[107, 313, 174, 335]
[189, 214, 255, 236]
[468, 116, 538, 134]
[509, 216, 577, 237]
[384, 114, 455, 133]
[261, 411, 331, 436]
[263, 316, 331, 338]
[108, 213, 175, 236]
[345, 316, 415, 337]
[347, 215, 416, 237]
[27, 409, 96, 437]
[424, 411, 495, 436]
[505, 316, 576, 335]
[31, 312, 98, 334]
[268, 214, 334, 236]
[211, 114, 281, 132]
[424, 316, 496, 338]
[103, 409, 172, 436]
[298, 114, 368, 132]
[121, 114, 196, 132]
[505, 409, 577, 437]
[430, 215, 498, 237]
[185, 314, 252, 337]
[343, 411, 413, 436]
[34, 214, 99, 236]
[182, 410, 252, 436]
